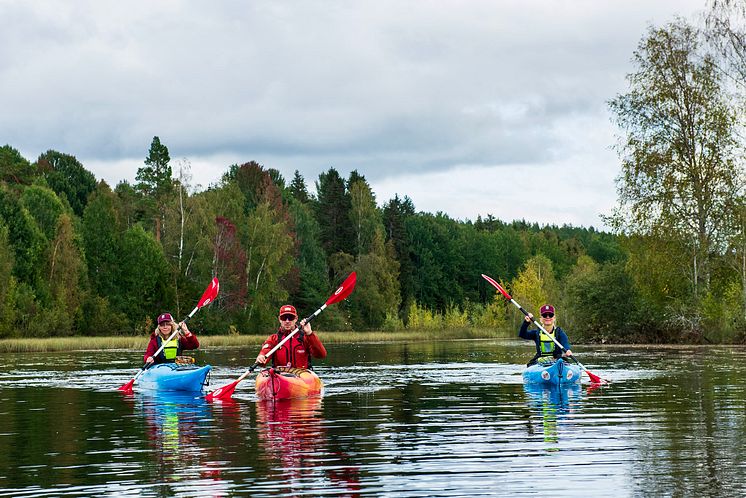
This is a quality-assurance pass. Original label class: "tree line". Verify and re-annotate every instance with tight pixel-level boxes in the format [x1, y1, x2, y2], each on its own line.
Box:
[0, 8, 743, 343]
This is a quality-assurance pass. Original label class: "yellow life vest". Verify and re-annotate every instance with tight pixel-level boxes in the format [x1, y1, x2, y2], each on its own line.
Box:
[156, 336, 180, 362]
[539, 329, 556, 356]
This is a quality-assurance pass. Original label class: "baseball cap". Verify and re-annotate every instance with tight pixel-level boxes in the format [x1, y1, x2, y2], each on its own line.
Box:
[278, 305, 297, 317]
[539, 304, 555, 315]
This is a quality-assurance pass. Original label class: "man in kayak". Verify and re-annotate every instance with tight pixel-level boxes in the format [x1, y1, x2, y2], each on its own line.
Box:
[255, 304, 327, 368]
[144, 312, 200, 365]
[519, 304, 573, 366]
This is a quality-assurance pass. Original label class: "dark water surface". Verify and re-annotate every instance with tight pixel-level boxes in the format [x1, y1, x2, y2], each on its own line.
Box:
[0, 339, 745, 497]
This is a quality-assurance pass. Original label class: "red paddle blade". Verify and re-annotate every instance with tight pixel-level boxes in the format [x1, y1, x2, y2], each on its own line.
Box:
[205, 381, 239, 401]
[585, 369, 606, 384]
[118, 378, 135, 394]
[481, 274, 512, 300]
[197, 277, 220, 308]
[325, 272, 357, 306]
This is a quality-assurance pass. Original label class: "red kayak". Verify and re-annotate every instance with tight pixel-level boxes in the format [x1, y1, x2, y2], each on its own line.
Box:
[255, 367, 323, 400]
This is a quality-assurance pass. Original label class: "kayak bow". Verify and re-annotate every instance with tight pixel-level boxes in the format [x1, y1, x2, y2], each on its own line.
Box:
[255, 367, 323, 400]
[523, 360, 582, 386]
[136, 363, 212, 392]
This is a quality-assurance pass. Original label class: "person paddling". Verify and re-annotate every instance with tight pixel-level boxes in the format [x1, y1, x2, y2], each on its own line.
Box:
[519, 304, 573, 366]
[144, 312, 200, 365]
[255, 305, 327, 368]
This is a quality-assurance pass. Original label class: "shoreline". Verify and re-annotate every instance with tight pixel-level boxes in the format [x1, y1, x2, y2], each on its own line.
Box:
[0, 329, 737, 353]
[0, 328, 508, 353]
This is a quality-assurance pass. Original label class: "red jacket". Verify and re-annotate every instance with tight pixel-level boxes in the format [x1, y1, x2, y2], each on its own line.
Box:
[260, 329, 326, 368]
[144, 332, 200, 363]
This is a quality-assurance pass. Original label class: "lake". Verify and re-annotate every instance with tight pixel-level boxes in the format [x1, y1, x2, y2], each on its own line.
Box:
[0, 339, 744, 497]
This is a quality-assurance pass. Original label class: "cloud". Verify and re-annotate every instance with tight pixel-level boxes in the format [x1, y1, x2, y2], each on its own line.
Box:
[0, 0, 705, 228]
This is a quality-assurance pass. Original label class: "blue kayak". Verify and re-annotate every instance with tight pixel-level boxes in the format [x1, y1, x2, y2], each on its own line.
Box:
[136, 363, 212, 392]
[523, 360, 582, 386]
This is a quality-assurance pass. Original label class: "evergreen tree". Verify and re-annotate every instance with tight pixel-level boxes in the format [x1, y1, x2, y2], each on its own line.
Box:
[289, 170, 310, 203]
[288, 198, 329, 315]
[347, 170, 367, 189]
[0, 186, 47, 289]
[136, 136, 173, 242]
[383, 195, 416, 312]
[266, 168, 286, 190]
[314, 168, 353, 257]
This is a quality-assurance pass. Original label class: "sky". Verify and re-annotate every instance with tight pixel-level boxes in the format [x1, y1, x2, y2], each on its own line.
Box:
[1, 0, 707, 229]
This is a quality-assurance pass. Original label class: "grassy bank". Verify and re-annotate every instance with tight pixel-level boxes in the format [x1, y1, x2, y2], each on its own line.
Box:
[0, 328, 506, 353]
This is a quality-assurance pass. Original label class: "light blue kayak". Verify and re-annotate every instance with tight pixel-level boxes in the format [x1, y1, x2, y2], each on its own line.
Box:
[136, 363, 212, 392]
[523, 360, 582, 386]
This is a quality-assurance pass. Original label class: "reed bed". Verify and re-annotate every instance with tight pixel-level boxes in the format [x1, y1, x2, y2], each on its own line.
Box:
[0, 328, 506, 353]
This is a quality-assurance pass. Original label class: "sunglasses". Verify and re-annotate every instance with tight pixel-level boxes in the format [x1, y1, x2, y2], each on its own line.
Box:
[280, 315, 296, 321]
[541, 313, 554, 318]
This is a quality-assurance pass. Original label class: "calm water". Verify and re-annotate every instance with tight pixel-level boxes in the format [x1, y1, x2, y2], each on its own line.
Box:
[0, 339, 745, 497]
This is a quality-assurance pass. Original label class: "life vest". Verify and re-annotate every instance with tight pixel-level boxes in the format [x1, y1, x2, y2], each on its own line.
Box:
[271, 329, 312, 369]
[530, 327, 561, 366]
[539, 329, 557, 356]
[155, 335, 182, 364]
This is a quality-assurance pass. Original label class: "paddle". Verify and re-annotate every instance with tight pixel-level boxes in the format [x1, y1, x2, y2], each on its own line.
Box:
[481, 273, 607, 384]
[118, 277, 220, 394]
[206, 271, 357, 401]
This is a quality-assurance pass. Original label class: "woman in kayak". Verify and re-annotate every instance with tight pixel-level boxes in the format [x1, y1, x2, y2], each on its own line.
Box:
[519, 304, 573, 366]
[144, 312, 200, 365]
[255, 304, 327, 368]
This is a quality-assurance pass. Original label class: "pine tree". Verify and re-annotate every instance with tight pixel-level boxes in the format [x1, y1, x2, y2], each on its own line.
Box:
[314, 168, 353, 257]
[289, 170, 310, 203]
[136, 136, 173, 242]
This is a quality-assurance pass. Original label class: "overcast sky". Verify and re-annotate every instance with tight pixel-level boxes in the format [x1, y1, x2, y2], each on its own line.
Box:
[1, 0, 706, 229]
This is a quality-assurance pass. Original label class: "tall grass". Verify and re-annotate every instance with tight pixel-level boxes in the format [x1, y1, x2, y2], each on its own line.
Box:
[0, 328, 509, 353]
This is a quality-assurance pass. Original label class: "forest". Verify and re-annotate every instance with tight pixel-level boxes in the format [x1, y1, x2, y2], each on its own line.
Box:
[0, 13, 744, 344]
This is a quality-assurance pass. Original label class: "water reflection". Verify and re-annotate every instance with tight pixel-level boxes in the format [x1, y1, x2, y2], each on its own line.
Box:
[523, 383, 582, 449]
[123, 391, 243, 496]
[256, 397, 361, 497]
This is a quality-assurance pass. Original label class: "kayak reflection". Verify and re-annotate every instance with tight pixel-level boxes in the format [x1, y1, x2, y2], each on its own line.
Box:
[523, 383, 582, 449]
[131, 391, 240, 492]
[256, 397, 360, 496]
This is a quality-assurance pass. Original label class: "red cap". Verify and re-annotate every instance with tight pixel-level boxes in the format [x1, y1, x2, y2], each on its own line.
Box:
[540, 304, 555, 315]
[278, 305, 297, 317]
[157, 313, 173, 324]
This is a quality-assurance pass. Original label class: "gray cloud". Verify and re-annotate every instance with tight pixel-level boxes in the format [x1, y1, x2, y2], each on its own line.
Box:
[1, 0, 705, 226]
